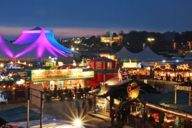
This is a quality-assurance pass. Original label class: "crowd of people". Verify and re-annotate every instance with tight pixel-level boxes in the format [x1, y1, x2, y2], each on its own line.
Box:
[44, 86, 92, 102]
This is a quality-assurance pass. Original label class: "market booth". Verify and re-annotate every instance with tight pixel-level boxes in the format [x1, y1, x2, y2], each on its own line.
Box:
[153, 63, 192, 82]
[92, 76, 142, 126]
[95, 77, 132, 114]
[31, 68, 94, 90]
[121, 60, 150, 79]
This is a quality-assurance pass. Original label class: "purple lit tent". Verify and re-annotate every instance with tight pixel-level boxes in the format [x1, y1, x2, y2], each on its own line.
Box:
[13, 27, 74, 58]
[0, 35, 14, 58]
[13, 27, 42, 45]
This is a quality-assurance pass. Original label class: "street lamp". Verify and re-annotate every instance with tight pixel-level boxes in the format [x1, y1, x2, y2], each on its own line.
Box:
[147, 37, 155, 43]
[71, 47, 75, 51]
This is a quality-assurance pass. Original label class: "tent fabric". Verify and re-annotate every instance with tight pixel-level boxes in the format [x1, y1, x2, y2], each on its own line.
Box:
[116, 47, 136, 60]
[13, 27, 51, 45]
[0, 36, 14, 58]
[12, 27, 74, 58]
[116, 46, 164, 61]
[133, 47, 164, 61]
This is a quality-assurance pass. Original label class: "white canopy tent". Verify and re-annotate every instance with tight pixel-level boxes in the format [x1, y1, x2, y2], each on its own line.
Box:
[116, 46, 164, 61]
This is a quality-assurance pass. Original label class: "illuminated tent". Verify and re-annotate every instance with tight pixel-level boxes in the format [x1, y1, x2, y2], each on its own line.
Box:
[133, 47, 164, 61]
[116, 47, 136, 60]
[0, 35, 13, 58]
[13, 27, 42, 45]
[13, 27, 75, 58]
[116, 47, 164, 61]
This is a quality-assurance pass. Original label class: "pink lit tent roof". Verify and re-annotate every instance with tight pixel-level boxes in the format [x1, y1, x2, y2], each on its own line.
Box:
[13, 27, 74, 58]
[0, 35, 13, 58]
[13, 27, 50, 45]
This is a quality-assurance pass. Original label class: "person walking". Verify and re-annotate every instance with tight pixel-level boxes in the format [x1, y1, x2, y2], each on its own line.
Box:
[88, 97, 93, 111]
[82, 99, 87, 116]
[75, 99, 81, 117]
[110, 106, 116, 126]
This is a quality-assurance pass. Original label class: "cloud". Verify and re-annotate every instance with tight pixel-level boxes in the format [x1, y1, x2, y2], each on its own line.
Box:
[0, 26, 129, 38]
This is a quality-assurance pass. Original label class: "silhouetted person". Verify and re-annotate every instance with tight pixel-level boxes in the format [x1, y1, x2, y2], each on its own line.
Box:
[122, 108, 128, 125]
[88, 98, 93, 110]
[0, 117, 7, 127]
[74, 87, 77, 99]
[110, 106, 116, 126]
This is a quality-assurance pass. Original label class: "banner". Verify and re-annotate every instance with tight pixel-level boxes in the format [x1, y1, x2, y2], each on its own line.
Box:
[31, 68, 94, 81]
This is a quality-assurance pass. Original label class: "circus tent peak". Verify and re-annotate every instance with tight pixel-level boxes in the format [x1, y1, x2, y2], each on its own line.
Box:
[14, 27, 74, 58]
[13, 27, 52, 45]
[116, 46, 164, 61]
[116, 46, 136, 60]
[31, 26, 42, 30]
[134, 47, 164, 60]
[0, 35, 14, 58]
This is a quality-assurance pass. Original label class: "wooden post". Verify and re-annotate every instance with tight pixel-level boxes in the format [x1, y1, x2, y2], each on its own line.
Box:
[40, 92, 44, 128]
[174, 86, 177, 104]
[94, 95, 96, 114]
[109, 96, 114, 125]
[189, 90, 191, 106]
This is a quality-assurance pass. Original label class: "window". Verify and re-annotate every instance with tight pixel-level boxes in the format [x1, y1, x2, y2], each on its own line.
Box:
[107, 62, 112, 69]
[96, 62, 102, 69]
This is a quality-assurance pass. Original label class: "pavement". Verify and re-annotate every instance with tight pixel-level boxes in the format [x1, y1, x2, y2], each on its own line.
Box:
[87, 112, 110, 122]
[43, 100, 112, 128]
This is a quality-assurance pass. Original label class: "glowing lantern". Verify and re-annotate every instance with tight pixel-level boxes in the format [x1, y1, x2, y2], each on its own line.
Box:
[127, 82, 140, 100]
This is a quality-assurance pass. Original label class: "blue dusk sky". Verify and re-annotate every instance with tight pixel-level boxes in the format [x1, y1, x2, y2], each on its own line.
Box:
[0, 0, 192, 38]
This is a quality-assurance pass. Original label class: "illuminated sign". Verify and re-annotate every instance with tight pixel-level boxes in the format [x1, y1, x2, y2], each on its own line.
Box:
[122, 62, 138, 68]
[31, 69, 94, 81]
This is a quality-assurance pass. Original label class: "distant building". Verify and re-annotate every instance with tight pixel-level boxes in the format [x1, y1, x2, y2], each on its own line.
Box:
[72, 37, 82, 44]
[100, 32, 123, 45]
[99, 53, 118, 62]
[88, 57, 118, 86]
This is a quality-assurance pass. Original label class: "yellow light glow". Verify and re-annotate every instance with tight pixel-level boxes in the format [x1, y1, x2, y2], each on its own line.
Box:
[165, 64, 172, 70]
[8, 73, 13, 77]
[82, 71, 94, 78]
[73, 118, 83, 127]
[0, 63, 4, 68]
[58, 61, 64, 66]
[71, 47, 75, 51]
[177, 64, 190, 70]
[153, 63, 161, 70]
[122, 62, 138, 68]
[147, 37, 155, 42]
[128, 86, 140, 99]
[16, 79, 25, 85]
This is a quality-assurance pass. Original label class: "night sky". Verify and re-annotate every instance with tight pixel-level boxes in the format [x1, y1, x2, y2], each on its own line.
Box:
[0, 0, 192, 37]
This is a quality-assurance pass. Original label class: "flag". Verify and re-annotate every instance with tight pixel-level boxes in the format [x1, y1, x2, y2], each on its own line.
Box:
[143, 43, 146, 49]
[118, 68, 122, 81]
